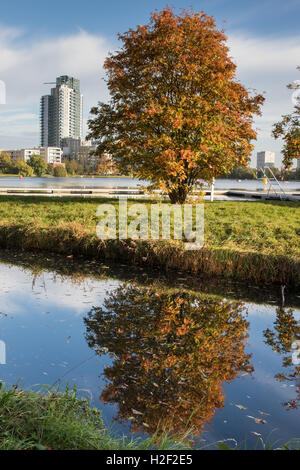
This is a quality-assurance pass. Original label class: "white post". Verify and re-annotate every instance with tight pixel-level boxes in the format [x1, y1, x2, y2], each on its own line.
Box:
[210, 177, 215, 202]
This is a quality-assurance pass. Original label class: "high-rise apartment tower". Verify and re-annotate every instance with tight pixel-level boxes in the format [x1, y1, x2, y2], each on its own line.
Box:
[40, 75, 83, 147]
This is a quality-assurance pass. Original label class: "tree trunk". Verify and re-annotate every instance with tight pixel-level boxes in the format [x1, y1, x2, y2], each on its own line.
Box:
[168, 186, 188, 204]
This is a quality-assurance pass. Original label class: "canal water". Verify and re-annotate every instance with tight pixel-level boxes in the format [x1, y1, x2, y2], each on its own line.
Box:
[0, 252, 299, 449]
[0, 176, 299, 192]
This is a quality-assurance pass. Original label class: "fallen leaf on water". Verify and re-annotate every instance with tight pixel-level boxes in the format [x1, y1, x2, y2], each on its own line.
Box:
[251, 432, 262, 437]
[247, 415, 267, 424]
[131, 409, 143, 415]
[235, 404, 247, 410]
[258, 410, 270, 416]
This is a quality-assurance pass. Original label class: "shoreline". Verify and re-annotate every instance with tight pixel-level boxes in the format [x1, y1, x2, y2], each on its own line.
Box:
[0, 196, 298, 289]
[0, 248, 299, 306]
[0, 223, 298, 289]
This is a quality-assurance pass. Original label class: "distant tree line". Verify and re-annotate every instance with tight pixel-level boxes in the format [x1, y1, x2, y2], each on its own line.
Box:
[0, 152, 49, 177]
[0, 152, 119, 177]
[221, 165, 300, 180]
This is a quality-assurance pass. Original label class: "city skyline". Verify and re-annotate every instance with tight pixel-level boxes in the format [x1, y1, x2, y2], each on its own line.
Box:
[0, 1, 300, 167]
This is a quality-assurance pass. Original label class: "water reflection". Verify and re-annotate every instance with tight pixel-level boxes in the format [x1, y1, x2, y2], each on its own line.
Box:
[264, 306, 300, 410]
[84, 284, 253, 436]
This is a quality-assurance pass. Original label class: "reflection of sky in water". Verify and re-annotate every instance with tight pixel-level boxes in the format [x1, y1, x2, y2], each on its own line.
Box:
[0, 262, 299, 448]
[203, 305, 300, 448]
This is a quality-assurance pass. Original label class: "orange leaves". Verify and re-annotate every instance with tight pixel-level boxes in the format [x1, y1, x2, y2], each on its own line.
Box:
[88, 6, 264, 203]
[84, 283, 252, 436]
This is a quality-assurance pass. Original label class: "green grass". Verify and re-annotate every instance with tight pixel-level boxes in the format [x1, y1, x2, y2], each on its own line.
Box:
[0, 384, 298, 450]
[0, 384, 188, 450]
[0, 196, 298, 255]
[0, 196, 298, 287]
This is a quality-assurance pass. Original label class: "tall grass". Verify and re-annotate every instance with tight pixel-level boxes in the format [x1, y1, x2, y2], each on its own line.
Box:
[0, 383, 188, 450]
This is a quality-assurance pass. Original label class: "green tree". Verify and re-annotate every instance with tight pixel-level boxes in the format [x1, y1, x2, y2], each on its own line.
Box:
[0, 152, 12, 174]
[11, 159, 34, 177]
[223, 165, 256, 179]
[53, 165, 67, 177]
[272, 67, 300, 169]
[264, 306, 300, 409]
[88, 7, 264, 203]
[63, 159, 84, 175]
[28, 154, 47, 177]
[46, 163, 54, 175]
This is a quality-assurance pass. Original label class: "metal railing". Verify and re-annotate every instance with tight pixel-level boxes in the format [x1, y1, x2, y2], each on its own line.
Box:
[257, 167, 288, 200]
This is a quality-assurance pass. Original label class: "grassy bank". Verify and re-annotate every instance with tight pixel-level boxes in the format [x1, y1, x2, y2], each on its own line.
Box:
[0, 384, 187, 450]
[0, 196, 298, 287]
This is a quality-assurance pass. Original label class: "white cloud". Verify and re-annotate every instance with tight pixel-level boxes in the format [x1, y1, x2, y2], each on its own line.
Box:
[0, 113, 37, 123]
[0, 24, 300, 166]
[228, 33, 300, 166]
[0, 264, 118, 316]
[0, 25, 114, 148]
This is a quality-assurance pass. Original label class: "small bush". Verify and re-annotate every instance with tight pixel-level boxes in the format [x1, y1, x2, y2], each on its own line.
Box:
[53, 165, 67, 177]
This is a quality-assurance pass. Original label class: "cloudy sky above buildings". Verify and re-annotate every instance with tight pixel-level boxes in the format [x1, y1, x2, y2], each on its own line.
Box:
[0, 0, 299, 167]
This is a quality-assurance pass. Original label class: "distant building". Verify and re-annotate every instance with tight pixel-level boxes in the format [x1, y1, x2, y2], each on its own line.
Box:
[61, 137, 100, 170]
[256, 151, 275, 169]
[41, 75, 83, 148]
[79, 140, 98, 169]
[9, 148, 40, 162]
[39, 147, 62, 164]
[61, 137, 81, 159]
[7, 147, 62, 165]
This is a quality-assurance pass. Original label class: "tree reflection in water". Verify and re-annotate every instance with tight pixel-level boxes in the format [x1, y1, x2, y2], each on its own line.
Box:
[84, 284, 253, 436]
[264, 306, 300, 409]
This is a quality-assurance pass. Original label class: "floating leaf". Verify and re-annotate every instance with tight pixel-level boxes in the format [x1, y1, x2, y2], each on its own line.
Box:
[235, 404, 247, 410]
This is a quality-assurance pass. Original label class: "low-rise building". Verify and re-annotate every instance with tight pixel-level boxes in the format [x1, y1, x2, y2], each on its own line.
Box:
[5, 147, 62, 165]
[9, 148, 40, 162]
[39, 147, 62, 164]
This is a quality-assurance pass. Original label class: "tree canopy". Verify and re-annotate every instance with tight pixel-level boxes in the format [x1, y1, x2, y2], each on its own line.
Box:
[27, 154, 47, 177]
[53, 165, 67, 177]
[88, 7, 264, 203]
[272, 67, 300, 169]
[84, 284, 252, 436]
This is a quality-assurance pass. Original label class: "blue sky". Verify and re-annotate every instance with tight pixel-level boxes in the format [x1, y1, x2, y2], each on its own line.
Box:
[1, 0, 300, 166]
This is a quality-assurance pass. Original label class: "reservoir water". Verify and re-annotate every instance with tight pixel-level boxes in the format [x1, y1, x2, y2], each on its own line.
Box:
[0, 176, 299, 192]
[0, 251, 299, 449]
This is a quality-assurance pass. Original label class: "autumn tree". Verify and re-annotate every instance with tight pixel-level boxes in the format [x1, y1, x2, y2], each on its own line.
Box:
[88, 7, 264, 203]
[272, 67, 300, 169]
[96, 153, 117, 175]
[84, 284, 252, 436]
